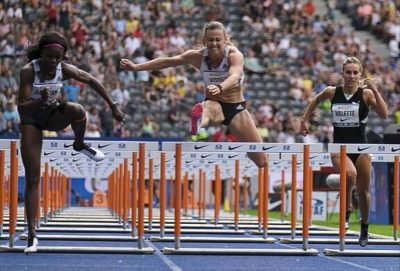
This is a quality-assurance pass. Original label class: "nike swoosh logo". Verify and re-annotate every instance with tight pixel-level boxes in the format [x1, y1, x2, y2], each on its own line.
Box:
[44, 151, 55, 156]
[228, 154, 239, 159]
[310, 156, 317, 160]
[201, 154, 212, 158]
[98, 143, 112, 149]
[73, 158, 81, 162]
[392, 147, 400, 152]
[340, 117, 351, 121]
[319, 162, 328, 165]
[194, 145, 208, 150]
[50, 158, 58, 162]
[228, 145, 242, 150]
[273, 161, 281, 165]
[262, 146, 275, 151]
[71, 152, 80, 156]
[208, 161, 216, 164]
[185, 160, 193, 164]
[64, 143, 73, 148]
[357, 147, 371, 151]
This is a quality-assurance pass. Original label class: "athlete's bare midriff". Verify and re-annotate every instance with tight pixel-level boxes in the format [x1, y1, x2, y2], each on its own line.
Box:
[205, 85, 245, 103]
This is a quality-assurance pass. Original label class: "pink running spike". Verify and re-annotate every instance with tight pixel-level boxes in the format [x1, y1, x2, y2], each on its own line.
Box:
[190, 103, 203, 135]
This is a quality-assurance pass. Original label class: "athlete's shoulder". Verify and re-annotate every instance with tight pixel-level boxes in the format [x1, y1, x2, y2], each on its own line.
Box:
[227, 45, 242, 55]
[20, 62, 34, 79]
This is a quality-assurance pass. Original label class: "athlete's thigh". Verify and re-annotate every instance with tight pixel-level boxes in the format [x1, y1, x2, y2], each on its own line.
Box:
[331, 153, 357, 175]
[228, 110, 262, 143]
[355, 154, 372, 188]
[20, 125, 43, 172]
[203, 100, 224, 124]
[47, 102, 84, 131]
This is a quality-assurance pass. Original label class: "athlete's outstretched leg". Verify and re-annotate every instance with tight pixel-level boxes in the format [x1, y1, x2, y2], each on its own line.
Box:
[20, 124, 42, 251]
[228, 110, 266, 168]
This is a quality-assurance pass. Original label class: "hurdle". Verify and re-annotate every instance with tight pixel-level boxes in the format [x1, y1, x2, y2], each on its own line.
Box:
[323, 143, 400, 257]
[159, 142, 319, 255]
[0, 139, 156, 254]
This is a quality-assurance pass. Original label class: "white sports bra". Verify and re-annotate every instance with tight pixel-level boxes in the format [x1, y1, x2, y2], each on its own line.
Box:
[199, 46, 244, 88]
[30, 59, 63, 102]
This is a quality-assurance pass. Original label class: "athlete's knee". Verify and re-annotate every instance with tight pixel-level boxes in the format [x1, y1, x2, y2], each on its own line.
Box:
[346, 169, 357, 185]
[25, 171, 41, 189]
[248, 153, 267, 168]
[71, 103, 86, 121]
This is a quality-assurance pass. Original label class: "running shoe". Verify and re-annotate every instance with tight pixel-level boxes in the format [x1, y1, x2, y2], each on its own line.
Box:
[190, 103, 203, 135]
[345, 209, 351, 231]
[73, 143, 105, 162]
[359, 220, 369, 247]
[24, 233, 38, 254]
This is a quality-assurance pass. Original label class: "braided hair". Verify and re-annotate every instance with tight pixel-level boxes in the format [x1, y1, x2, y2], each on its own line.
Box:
[26, 31, 68, 62]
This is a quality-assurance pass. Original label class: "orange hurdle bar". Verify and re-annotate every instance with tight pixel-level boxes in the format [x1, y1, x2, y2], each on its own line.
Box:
[183, 172, 188, 217]
[202, 171, 206, 219]
[291, 154, 297, 239]
[174, 143, 182, 249]
[339, 145, 347, 251]
[160, 152, 166, 237]
[258, 167, 263, 231]
[123, 158, 129, 228]
[281, 170, 285, 223]
[191, 173, 195, 216]
[9, 141, 18, 247]
[263, 159, 269, 239]
[36, 173, 41, 228]
[302, 145, 310, 251]
[148, 159, 154, 230]
[131, 152, 138, 237]
[393, 155, 399, 240]
[216, 166, 222, 224]
[198, 169, 202, 220]
[0, 150, 4, 236]
[43, 163, 49, 222]
[234, 160, 239, 231]
[138, 143, 145, 249]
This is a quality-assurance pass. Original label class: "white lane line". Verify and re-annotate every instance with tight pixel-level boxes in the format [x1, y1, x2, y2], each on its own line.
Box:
[145, 239, 182, 271]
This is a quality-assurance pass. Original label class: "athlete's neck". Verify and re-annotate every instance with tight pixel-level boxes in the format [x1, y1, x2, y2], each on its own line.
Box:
[342, 85, 358, 94]
[207, 49, 224, 68]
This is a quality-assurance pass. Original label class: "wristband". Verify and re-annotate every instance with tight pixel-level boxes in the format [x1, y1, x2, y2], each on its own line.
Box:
[110, 101, 118, 109]
[216, 84, 223, 93]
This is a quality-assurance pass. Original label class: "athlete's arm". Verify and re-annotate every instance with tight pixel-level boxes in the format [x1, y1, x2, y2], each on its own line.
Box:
[120, 49, 202, 71]
[62, 63, 125, 122]
[301, 86, 335, 135]
[17, 65, 44, 115]
[364, 79, 388, 119]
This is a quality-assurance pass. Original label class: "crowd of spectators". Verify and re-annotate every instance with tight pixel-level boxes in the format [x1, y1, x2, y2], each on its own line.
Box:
[0, 0, 398, 144]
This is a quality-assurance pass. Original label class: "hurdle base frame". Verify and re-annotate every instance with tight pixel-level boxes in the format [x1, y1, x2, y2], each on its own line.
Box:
[150, 236, 276, 243]
[323, 248, 400, 257]
[0, 245, 154, 254]
[162, 247, 319, 256]
[280, 237, 400, 245]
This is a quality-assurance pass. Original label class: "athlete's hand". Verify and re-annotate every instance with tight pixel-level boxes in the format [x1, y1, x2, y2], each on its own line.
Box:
[207, 84, 222, 95]
[365, 78, 378, 93]
[301, 118, 310, 136]
[40, 87, 49, 103]
[110, 103, 125, 124]
[120, 58, 136, 71]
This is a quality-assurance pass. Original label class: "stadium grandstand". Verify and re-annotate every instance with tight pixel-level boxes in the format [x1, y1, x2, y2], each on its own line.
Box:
[0, 0, 398, 142]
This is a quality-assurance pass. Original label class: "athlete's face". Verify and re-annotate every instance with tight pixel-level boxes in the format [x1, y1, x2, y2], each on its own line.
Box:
[203, 28, 226, 52]
[41, 47, 65, 69]
[343, 63, 361, 88]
